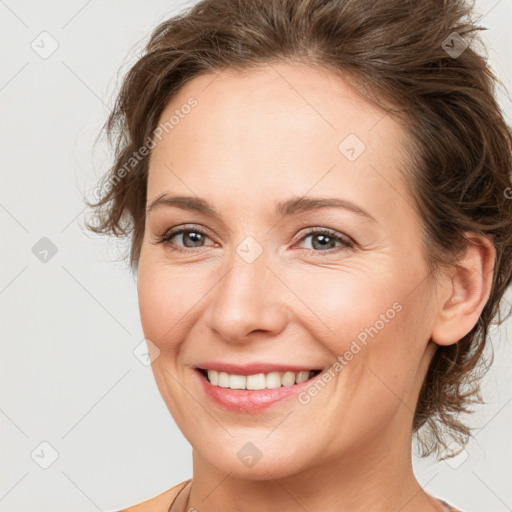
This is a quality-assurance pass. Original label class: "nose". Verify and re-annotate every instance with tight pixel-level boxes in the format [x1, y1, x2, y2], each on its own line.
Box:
[204, 247, 289, 344]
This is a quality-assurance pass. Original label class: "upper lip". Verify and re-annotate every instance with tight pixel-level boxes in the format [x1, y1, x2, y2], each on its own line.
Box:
[194, 362, 322, 375]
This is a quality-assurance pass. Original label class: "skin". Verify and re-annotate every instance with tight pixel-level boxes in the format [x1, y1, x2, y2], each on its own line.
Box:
[135, 62, 495, 512]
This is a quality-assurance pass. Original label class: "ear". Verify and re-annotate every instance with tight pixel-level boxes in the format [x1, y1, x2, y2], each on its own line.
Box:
[431, 231, 496, 347]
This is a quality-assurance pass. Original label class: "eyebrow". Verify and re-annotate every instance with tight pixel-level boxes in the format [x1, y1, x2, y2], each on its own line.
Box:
[146, 194, 377, 223]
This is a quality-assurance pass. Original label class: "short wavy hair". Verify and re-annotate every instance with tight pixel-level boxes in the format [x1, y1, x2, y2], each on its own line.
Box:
[85, 0, 512, 458]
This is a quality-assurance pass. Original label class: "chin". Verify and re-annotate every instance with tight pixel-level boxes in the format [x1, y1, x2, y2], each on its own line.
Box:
[192, 436, 315, 481]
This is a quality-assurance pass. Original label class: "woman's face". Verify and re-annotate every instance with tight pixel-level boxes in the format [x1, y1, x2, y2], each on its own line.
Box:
[137, 63, 442, 478]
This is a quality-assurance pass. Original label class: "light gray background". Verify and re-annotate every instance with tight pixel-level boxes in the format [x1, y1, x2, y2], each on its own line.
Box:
[1, 1, 511, 511]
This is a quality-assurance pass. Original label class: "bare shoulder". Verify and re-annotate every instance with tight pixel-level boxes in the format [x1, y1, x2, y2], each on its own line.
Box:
[117, 480, 191, 512]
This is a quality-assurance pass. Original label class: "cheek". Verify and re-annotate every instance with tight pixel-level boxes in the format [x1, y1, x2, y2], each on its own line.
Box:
[285, 265, 404, 348]
[137, 263, 198, 349]
[289, 265, 431, 389]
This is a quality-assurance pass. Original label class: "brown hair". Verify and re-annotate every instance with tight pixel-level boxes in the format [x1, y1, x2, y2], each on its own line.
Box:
[85, 0, 512, 458]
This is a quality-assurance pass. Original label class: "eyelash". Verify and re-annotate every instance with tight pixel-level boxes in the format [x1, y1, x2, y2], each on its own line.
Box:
[152, 225, 356, 255]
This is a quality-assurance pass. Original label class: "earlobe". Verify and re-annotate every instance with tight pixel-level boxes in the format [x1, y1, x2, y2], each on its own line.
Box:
[430, 232, 496, 347]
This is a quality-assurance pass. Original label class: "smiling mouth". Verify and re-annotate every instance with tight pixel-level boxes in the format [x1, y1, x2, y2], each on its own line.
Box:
[197, 368, 322, 391]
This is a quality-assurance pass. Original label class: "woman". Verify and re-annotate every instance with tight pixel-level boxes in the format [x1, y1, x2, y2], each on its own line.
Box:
[86, 0, 512, 510]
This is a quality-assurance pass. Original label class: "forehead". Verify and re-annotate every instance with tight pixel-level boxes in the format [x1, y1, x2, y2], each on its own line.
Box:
[147, 63, 413, 222]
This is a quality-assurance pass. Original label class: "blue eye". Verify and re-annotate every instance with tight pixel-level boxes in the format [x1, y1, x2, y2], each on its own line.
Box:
[154, 226, 214, 253]
[153, 226, 355, 255]
[297, 228, 355, 254]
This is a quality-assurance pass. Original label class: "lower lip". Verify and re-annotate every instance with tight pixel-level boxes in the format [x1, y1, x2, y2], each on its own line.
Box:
[195, 369, 322, 412]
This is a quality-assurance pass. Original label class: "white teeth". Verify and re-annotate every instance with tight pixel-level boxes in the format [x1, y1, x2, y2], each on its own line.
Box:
[246, 373, 266, 390]
[229, 374, 246, 389]
[296, 371, 310, 384]
[217, 372, 230, 388]
[203, 369, 319, 390]
[207, 370, 218, 386]
[281, 371, 296, 386]
[265, 371, 282, 389]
